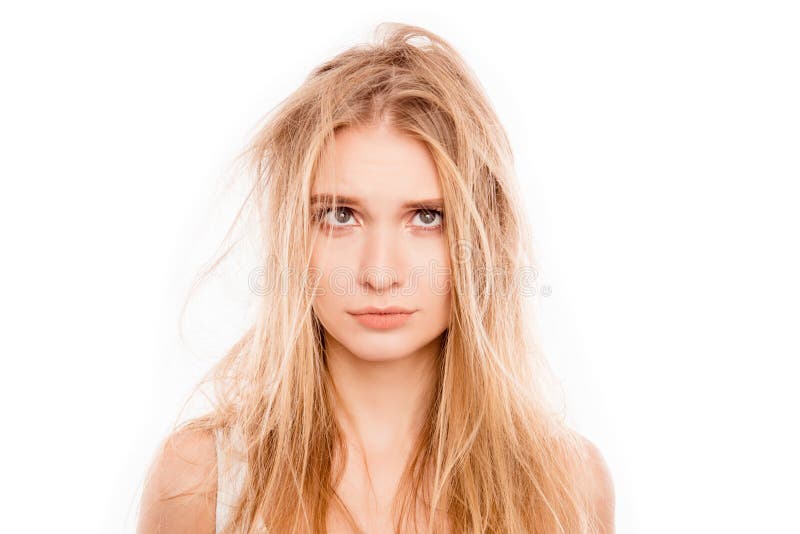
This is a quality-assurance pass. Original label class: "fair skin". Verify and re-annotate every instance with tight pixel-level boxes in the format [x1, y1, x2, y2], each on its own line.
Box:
[137, 427, 217, 533]
[136, 122, 615, 534]
[309, 121, 451, 532]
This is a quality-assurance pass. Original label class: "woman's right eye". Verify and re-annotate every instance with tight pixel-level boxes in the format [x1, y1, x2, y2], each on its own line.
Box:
[314, 206, 357, 227]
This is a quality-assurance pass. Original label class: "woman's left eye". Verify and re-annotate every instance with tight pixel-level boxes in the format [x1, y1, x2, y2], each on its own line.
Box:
[412, 209, 443, 230]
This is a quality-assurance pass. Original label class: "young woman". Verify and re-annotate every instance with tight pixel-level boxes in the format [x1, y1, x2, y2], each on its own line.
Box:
[137, 22, 614, 534]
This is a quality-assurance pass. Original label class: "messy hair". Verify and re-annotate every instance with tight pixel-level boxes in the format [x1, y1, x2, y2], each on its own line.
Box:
[167, 22, 603, 534]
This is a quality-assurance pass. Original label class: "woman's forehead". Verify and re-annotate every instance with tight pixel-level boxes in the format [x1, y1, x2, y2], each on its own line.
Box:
[312, 125, 442, 203]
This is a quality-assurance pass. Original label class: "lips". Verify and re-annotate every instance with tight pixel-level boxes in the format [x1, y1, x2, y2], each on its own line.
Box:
[347, 306, 417, 330]
[348, 306, 416, 315]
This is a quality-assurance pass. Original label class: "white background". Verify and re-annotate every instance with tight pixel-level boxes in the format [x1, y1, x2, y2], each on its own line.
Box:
[1, 1, 798, 533]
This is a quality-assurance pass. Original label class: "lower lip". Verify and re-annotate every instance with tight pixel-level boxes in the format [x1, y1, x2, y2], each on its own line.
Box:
[350, 312, 415, 329]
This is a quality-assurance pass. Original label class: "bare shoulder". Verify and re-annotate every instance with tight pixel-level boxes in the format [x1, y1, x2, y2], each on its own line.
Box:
[137, 427, 218, 534]
[578, 435, 615, 533]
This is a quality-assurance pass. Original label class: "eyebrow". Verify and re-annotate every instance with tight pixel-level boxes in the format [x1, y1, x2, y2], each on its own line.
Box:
[309, 193, 444, 210]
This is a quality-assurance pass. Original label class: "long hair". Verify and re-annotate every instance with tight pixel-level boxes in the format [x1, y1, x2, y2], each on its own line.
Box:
[171, 22, 602, 533]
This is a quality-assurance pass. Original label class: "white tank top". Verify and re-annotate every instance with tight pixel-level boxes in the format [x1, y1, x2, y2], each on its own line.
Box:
[213, 426, 248, 533]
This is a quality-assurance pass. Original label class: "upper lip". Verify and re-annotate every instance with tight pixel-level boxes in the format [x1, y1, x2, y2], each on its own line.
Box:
[349, 306, 416, 315]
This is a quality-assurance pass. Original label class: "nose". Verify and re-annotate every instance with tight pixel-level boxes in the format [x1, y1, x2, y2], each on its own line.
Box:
[358, 224, 406, 294]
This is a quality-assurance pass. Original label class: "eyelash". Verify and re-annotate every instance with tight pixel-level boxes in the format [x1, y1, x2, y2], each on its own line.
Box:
[312, 206, 444, 232]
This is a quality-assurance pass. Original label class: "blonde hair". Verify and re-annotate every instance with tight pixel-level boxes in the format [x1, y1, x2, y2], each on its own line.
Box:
[170, 22, 602, 534]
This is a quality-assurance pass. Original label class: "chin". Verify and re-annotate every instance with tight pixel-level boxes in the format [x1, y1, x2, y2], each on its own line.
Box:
[344, 339, 418, 362]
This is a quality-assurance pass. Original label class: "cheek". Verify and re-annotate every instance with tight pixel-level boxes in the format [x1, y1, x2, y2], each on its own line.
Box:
[309, 245, 354, 312]
[310, 240, 339, 283]
[413, 246, 451, 308]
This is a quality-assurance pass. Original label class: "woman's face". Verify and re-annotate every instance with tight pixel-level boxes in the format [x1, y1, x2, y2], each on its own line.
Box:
[309, 122, 451, 362]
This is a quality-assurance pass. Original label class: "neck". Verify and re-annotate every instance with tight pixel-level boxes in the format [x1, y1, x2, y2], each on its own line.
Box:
[324, 335, 440, 455]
